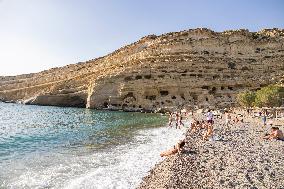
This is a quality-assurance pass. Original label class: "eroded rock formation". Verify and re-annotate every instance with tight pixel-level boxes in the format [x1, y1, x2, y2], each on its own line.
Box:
[0, 28, 284, 111]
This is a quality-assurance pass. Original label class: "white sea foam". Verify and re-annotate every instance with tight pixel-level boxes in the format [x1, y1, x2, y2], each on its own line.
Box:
[4, 126, 185, 189]
[62, 127, 185, 189]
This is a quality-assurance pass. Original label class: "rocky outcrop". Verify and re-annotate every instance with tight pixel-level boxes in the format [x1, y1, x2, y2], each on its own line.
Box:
[1, 28, 284, 111]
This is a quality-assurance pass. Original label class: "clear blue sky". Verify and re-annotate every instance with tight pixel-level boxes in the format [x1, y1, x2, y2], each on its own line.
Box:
[0, 0, 283, 76]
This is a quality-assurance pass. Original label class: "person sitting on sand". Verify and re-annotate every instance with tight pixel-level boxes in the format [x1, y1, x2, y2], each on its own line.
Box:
[199, 120, 207, 129]
[234, 115, 240, 123]
[160, 139, 186, 157]
[189, 120, 199, 133]
[203, 123, 213, 140]
[263, 127, 284, 141]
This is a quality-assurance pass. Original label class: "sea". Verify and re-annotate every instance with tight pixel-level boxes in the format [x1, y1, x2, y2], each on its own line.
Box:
[0, 102, 184, 189]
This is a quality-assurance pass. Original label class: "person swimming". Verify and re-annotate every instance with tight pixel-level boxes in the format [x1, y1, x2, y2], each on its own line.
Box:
[160, 139, 186, 157]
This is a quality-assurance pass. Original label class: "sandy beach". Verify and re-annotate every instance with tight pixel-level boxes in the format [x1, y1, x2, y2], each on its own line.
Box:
[138, 114, 284, 189]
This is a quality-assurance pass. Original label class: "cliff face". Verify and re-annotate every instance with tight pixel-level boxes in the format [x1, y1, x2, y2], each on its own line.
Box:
[0, 28, 284, 111]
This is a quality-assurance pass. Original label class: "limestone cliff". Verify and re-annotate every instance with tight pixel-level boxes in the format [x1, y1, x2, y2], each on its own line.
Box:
[0, 28, 284, 111]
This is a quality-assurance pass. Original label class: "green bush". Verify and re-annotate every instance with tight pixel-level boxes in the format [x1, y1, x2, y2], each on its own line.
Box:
[254, 85, 284, 107]
[237, 85, 284, 108]
[237, 90, 256, 107]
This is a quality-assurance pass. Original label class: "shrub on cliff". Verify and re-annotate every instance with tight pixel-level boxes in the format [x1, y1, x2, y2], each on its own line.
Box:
[237, 90, 256, 107]
[254, 85, 284, 107]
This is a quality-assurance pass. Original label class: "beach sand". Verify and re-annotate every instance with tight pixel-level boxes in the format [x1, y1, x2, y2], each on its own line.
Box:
[138, 115, 284, 189]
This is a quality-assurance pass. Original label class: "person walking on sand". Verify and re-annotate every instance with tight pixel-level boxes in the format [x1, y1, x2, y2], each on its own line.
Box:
[168, 112, 174, 127]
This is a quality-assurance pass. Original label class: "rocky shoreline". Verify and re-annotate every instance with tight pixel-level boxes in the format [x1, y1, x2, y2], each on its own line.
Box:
[138, 116, 284, 189]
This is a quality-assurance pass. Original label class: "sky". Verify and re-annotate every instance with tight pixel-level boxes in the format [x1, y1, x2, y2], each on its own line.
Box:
[0, 0, 283, 76]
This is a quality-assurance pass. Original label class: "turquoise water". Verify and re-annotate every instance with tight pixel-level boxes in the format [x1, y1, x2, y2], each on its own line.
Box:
[0, 103, 164, 161]
[0, 102, 184, 189]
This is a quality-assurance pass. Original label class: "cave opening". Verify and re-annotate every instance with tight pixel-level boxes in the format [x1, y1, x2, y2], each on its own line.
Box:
[135, 75, 142, 80]
[208, 87, 217, 95]
[146, 95, 156, 101]
[201, 86, 210, 90]
[124, 76, 133, 81]
[160, 90, 169, 96]
[144, 75, 152, 79]
[124, 92, 136, 100]
[103, 102, 108, 108]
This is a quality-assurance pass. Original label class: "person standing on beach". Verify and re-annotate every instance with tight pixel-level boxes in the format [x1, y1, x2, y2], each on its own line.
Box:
[178, 111, 185, 128]
[168, 112, 174, 127]
[224, 111, 231, 130]
[206, 109, 214, 125]
[246, 108, 251, 116]
[175, 112, 180, 129]
[261, 111, 267, 127]
[203, 109, 214, 140]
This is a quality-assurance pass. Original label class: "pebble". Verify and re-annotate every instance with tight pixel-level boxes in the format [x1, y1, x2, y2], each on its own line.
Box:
[138, 116, 284, 189]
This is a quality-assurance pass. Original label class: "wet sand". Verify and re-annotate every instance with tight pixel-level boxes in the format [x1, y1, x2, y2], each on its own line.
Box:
[138, 116, 284, 189]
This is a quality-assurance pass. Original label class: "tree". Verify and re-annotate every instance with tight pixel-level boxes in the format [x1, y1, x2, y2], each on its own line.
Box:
[254, 85, 284, 107]
[237, 90, 256, 107]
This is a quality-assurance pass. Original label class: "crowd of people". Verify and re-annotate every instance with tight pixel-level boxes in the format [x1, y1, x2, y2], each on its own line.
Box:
[161, 109, 217, 157]
[167, 111, 185, 129]
[160, 108, 284, 157]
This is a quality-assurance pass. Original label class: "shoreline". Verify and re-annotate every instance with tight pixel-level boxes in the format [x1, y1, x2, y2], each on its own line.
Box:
[138, 114, 284, 188]
[0, 101, 167, 113]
